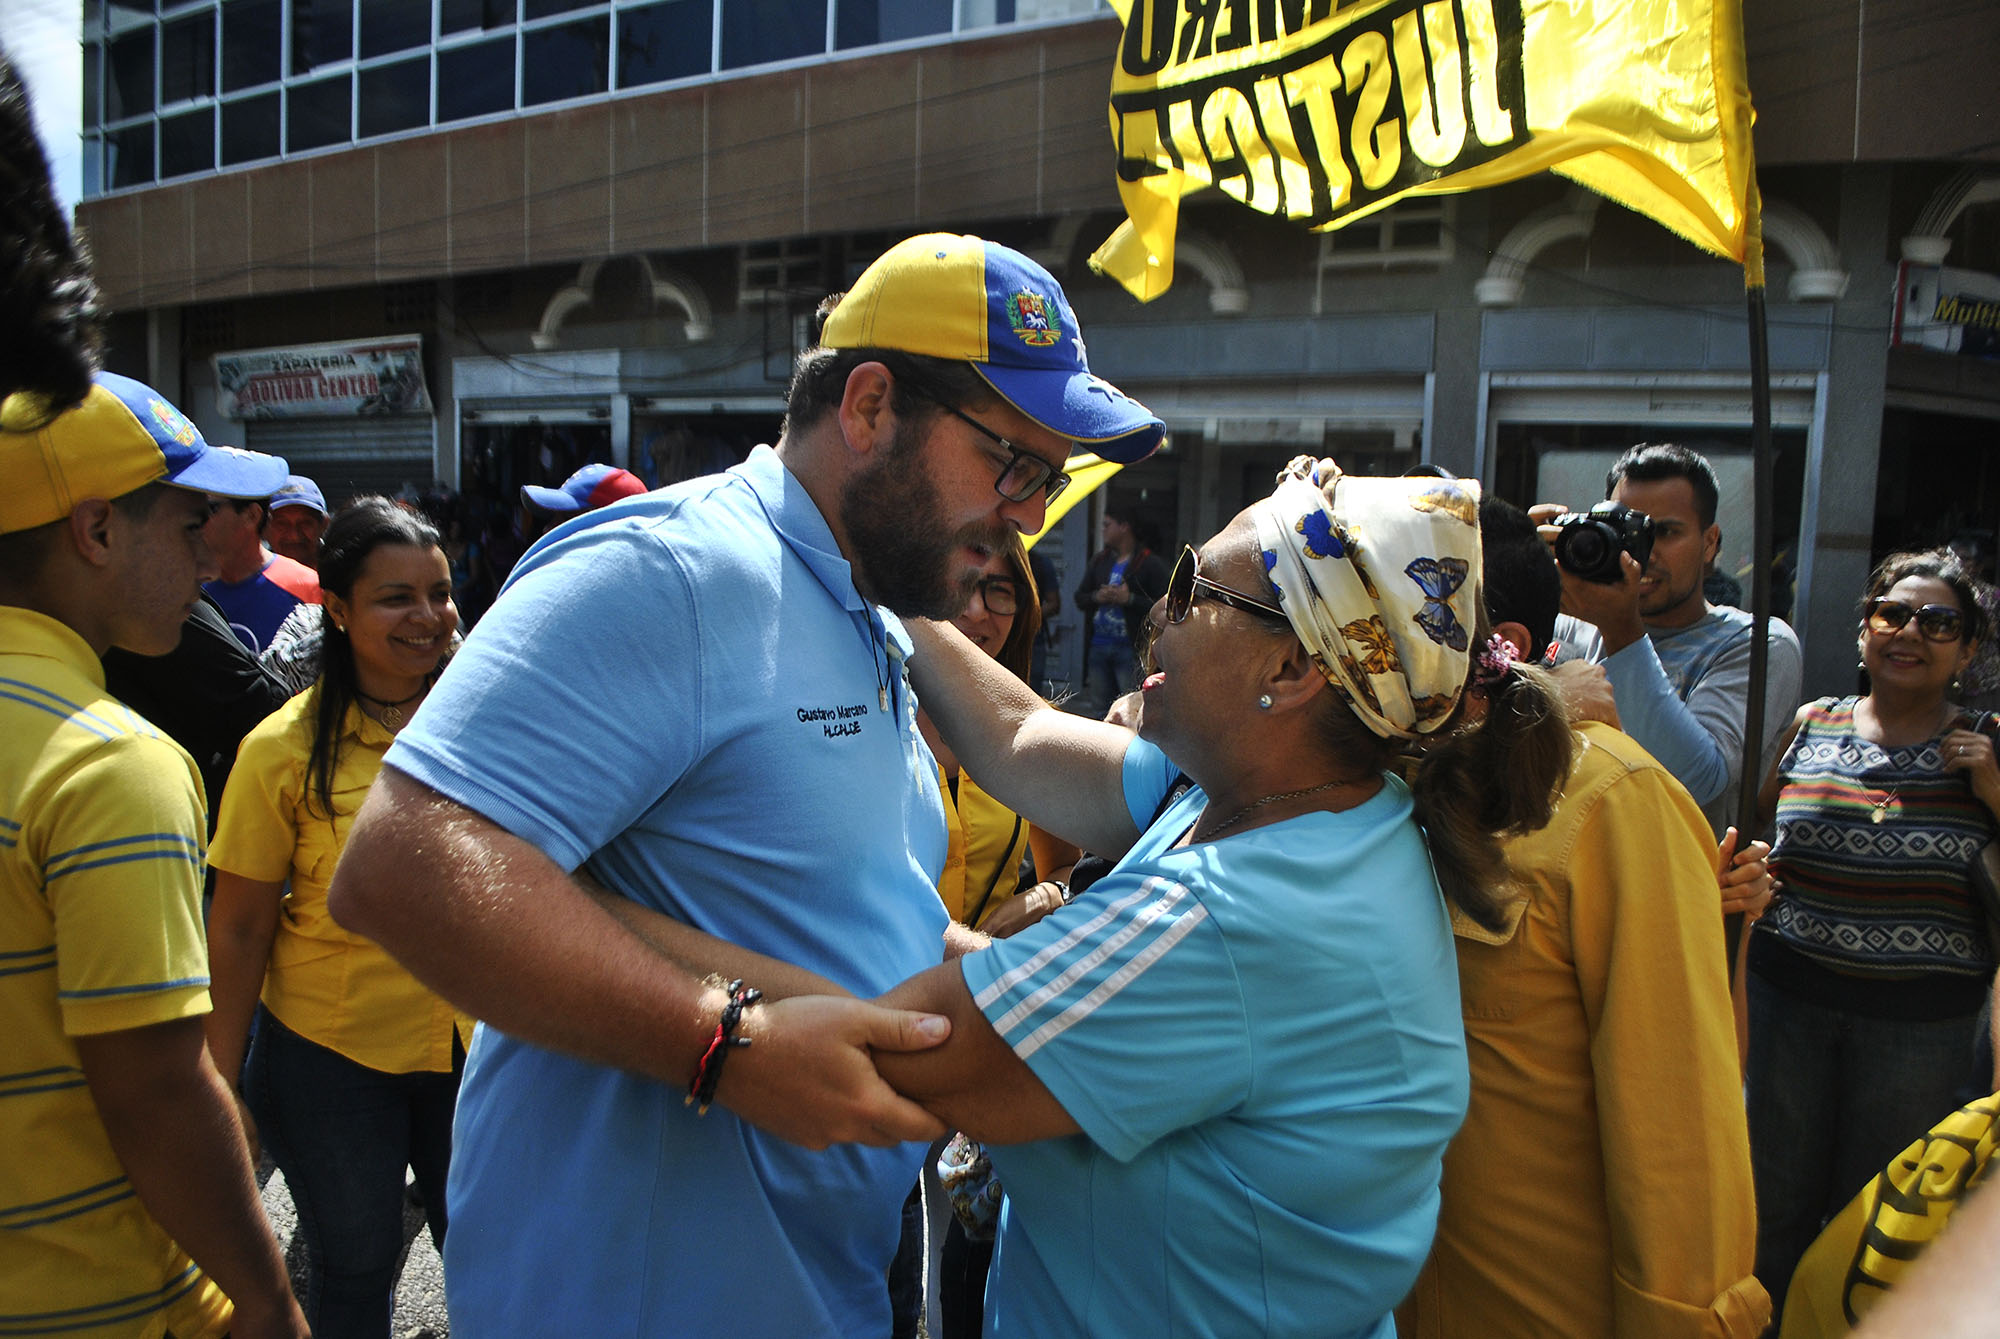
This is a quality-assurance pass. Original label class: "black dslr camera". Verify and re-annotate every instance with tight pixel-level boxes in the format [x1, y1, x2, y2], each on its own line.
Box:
[1550, 502, 1655, 584]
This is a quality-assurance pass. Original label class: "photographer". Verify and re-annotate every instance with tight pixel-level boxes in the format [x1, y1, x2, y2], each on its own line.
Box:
[1544, 443, 1802, 838]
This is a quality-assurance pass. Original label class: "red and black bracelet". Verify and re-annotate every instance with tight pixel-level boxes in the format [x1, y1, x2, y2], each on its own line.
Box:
[685, 978, 762, 1114]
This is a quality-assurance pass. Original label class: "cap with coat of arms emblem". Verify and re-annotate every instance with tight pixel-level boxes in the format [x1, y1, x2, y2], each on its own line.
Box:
[0, 371, 289, 534]
[820, 233, 1166, 464]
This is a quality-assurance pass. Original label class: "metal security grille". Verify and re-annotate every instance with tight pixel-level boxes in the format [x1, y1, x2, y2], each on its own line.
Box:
[240, 415, 437, 509]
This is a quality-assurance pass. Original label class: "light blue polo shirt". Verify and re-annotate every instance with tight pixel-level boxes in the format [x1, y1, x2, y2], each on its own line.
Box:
[386, 446, 950, 1336]
[962, 740, 1467, 1339]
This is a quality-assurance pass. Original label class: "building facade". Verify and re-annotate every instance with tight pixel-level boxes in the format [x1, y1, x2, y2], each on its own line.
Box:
[70, 0, 2000, 694]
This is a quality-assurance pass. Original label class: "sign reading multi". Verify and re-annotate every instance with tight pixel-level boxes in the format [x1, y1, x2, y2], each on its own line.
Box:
[1895, 265, 2000, 362]
[215, 335, 433, 420]
[1091, 0, 1758, 301]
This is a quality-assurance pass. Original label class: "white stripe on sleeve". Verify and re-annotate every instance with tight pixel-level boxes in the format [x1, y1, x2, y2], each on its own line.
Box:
[972, 880, 1164, 1008]
[1015, 903, 1210, 1059]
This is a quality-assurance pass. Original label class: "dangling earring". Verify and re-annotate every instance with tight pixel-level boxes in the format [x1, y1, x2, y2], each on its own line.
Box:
[1257, 694, 1274, 710]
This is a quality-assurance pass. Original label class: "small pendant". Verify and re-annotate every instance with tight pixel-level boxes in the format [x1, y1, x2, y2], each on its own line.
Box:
[381, 705, 405, 731]
[879, 684, 890, 713]
[1870, 804, 1886, 824]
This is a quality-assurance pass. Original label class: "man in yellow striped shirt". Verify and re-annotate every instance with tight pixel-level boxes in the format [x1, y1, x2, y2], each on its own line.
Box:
[0, 374, 305, 1338]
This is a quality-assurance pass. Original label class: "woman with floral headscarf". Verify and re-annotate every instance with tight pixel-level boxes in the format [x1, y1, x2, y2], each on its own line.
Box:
[601, 459, 1574, 1336]
[852, 458, 1575, 1338]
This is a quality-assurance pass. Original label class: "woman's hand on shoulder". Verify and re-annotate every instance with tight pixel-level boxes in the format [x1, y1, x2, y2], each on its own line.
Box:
[1942, 726, 2000, 810]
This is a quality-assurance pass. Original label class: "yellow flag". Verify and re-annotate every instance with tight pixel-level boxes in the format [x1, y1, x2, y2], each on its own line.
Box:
[1091, 0, 1759, 300]
[1025, 453, 1125, 550]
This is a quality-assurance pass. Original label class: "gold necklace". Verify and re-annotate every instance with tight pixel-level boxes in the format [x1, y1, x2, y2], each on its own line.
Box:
[356, 685, 427, 731]
[1868, 786, 1899, 824]
[1195, 776, 1374, 842]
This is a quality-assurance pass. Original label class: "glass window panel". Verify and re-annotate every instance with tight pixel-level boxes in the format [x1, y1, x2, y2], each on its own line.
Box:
[523, 16, 607, 105]
[361, 0, 432, 58]
[721, 0, 826, 69]
[441, 0, 514, 34]
[84, 134, 105, 196]
[836, 0, 951, 50]
[287, 74, 351, 151]
[82, 43, 102, 129]
[106, 28, 154, 120]
[221, 89, 281, 162]
[107, 121, 154, 188]
[437, 35, 515, 122]
[160, 106, 216, 177]
[525, 0, 597, 15]
[290, 0, 354, 75]
[359, 55, 430, 136]
[223, 0, 283, 91]
[161, 13, 217, 104]
[618, 0, 712, 85]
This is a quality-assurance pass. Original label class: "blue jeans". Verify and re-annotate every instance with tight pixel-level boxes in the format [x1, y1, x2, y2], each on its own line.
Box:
[244, 1007, 462, 1339]
[1745, 975, 1981, 1321]
[1075, 641, 1136, 720]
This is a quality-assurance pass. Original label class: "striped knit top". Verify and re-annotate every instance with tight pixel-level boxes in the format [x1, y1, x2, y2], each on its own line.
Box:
[1751, 696, 1997, 1020]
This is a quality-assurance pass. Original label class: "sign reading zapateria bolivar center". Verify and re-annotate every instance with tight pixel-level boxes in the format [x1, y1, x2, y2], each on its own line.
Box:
[1091, 0, 1757, 301]
[215, 336, 434, 420]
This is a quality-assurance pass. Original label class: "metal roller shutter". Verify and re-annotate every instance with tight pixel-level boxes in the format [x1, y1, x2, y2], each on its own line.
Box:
[239, 417, 438, 510]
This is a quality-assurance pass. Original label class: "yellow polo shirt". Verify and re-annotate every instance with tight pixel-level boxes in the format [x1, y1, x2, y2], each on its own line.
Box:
[209, 689, 468, 1073]
[0, 607, 231, 1339]
[935, 768, 1034, 930]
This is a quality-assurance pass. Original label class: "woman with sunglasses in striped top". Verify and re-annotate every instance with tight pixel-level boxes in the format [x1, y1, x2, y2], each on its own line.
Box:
[1748, 547, 2000, 1323]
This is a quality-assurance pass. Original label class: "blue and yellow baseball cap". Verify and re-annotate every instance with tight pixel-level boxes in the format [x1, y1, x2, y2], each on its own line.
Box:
[0, 371, 289, 534]
[821, 234, 1166, 464]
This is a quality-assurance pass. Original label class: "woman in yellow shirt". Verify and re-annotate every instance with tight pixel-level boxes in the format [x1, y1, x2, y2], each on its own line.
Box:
[918, 534, 1078, 936]
[206, 496, 464, 1337]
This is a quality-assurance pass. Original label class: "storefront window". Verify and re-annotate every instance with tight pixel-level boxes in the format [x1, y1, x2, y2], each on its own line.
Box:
[1493, 423, 1808, 619]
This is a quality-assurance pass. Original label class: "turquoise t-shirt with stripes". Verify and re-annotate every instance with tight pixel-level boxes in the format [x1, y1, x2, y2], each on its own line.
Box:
[964, 738, 1468, 1339]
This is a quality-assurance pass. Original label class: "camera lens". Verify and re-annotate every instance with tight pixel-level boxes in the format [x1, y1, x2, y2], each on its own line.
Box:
[1564, 528, 1607, 570]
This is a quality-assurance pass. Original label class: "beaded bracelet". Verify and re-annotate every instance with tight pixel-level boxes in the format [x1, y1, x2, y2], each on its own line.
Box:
[686, 978, 763, 1114]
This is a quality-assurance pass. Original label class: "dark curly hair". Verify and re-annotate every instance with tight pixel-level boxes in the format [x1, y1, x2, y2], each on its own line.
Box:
[1860, 548, 1990, 650]
[1, 47, 101, 412]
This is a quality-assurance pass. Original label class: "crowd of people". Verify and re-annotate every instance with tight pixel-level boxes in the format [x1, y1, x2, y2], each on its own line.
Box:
[10, 39, 2000, 1339]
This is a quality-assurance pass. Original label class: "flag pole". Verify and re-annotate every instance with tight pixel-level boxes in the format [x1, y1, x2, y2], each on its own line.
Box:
[1727, 173, 1771, 984]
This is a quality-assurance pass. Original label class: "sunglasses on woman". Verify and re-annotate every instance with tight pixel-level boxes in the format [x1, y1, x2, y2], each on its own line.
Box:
[1166, 545, 1289, 625]
[1866, 597, 1965, 643]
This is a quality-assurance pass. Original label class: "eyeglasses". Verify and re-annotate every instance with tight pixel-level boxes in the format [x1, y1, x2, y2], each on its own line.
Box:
[968, 576, 1019, 617]
[1866, 597, 1966, 643]
[1166, 545, 1289, 626]
[904, 387, 1071, 506]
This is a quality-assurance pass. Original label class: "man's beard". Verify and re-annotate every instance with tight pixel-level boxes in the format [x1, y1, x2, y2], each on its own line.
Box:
[839, 414, 1009, 620]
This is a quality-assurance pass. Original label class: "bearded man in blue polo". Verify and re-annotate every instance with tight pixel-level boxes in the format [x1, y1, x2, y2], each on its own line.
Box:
[329, 235, 1165, 1334]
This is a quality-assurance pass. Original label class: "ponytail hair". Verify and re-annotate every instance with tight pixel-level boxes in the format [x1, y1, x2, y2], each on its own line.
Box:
[1407, 625, 1574, 930]
[1303, 599, 1573, 931]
